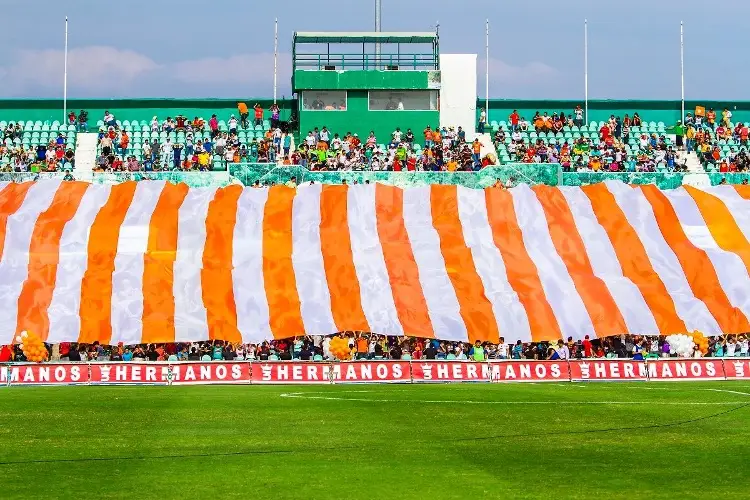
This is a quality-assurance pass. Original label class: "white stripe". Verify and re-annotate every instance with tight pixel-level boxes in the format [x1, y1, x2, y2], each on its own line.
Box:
[232, 188, 273, 343]
[511, 184, 595, 341]
[456, 186, 531, 343]
[604, 181, 721, 333]
[110, 181, 165, 345]
[291, 184, 337, 335]
[0, 180, 61, 344]
[662, 188, 750, 322]
[401, 186, 466, 341]
[560, 187, 659, 334]
[348, 185, 404, 336]
[173, 187, 216, 342]
[46, 184, 112, 344]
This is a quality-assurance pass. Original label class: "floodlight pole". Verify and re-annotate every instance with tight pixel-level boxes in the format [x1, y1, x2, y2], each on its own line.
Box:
[584, 19, 588, 124]
[64, 16, 68, 123]
[680, 21, 685, 121]
[485, 19, 490, 120]
[375, 0, 382, 65]
[274, 18, 278, 104]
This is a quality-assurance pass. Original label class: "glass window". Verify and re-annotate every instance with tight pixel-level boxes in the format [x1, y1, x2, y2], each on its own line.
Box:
[302, 91, 347, 111]
[368, 91, 438, 111]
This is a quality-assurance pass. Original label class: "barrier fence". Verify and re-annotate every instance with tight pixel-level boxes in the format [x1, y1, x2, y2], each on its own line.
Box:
[3, 358, 750, 386]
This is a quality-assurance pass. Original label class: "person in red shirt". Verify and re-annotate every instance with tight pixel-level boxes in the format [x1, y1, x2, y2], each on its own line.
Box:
[583, 335, 593, 358]
[599, 123, 610, 141]
[741, 124, 749, 145]
[253, 104, 264, 127]
[509, 110, 520, 131]
[0, 344, 12, 362]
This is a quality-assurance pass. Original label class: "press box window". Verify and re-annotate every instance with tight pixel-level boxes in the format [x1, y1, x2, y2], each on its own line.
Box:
[302, 91, 347, 111]
[368, 91, 438, 111]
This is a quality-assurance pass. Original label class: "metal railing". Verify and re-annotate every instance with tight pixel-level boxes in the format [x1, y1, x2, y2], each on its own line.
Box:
[294, 53, 438, 71]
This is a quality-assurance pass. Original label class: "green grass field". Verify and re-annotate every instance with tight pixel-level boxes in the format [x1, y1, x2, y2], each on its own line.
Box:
[2, 382, 750, 499]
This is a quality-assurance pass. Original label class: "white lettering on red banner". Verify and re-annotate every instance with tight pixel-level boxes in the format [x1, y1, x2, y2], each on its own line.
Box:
[489, 361, 567, 382]
[569, 360, 647, 381]
[646, 359, 724, 381]
[721, 358, 750, 379]
[251, 362, 409, 384]
[88, 362, 250, 385]
[411, 361, 491, 382]
[0, 363, 86, 385]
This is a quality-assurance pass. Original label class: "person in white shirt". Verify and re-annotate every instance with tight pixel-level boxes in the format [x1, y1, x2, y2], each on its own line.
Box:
[497, 337, 508, 359]
[305, 132, 315, 147]
[228, 116, 238, 133]
[151, 116, 159, 132]
[555, 340, 570, 360]
[161, 138, 173, 165]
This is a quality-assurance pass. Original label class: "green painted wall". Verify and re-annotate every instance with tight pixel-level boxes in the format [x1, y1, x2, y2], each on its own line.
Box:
[299, 91, 438, 144]
[293, 70, 438, 90]
[477, 99, 750, 126]
[0, 98, 297, 125]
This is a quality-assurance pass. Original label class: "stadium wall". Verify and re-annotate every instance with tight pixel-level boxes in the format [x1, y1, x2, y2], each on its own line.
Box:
[3, 358, 749, 386]
[0, 98, 297, 124]
[480, 99, 750, 125]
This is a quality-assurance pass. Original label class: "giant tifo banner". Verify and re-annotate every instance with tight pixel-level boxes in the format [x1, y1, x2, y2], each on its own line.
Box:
[4, 359, 750, 386]
[3, 180, 750, 345]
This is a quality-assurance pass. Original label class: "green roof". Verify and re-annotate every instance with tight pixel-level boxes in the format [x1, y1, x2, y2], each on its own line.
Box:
[294, 32, 437, 44]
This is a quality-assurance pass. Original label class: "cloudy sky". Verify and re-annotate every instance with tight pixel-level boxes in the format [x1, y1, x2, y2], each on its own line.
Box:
[0, 0, 744, 100]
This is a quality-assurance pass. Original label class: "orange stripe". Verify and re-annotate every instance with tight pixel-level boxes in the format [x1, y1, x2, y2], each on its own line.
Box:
[16, 182, 89, 341]
[201, 185, 242, 343]
[0, 182, 35, 260]
[141, 183, 189, 344]
[581, 184, 686, 334]
[375, 184, 434, 338]
[684, 185, 750, 278]
[640, 185, 749, 333]
[430, 185, 499, 344]
[484, 188, 562, 342]
[319, 185, 370, 332]
[532, 185, 628, 337]
[262, 186, 304, 339]
[733, 185, 750, 200]
[79, 182, 138, 345]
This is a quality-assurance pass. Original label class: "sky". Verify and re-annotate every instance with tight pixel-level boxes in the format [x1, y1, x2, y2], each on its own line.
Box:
[0, 0, 746, 100]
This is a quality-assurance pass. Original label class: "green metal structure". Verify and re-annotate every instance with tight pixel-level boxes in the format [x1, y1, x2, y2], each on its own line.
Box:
[293, 32, 441, 143]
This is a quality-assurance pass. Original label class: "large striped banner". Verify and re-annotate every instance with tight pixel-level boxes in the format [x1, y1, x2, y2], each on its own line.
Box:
[1, 179, 750, 345]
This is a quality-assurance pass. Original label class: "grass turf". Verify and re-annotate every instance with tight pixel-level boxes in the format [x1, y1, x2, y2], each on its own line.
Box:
[1, 382, 750, 499]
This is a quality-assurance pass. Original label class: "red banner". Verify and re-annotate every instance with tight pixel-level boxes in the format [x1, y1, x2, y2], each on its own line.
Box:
[646, 358, 724, 381]
[251, 361, 410, 384]
[88, 362, 251, 385]
[569, 359, 647, 381]
[721, 358, 750, 379]
[411, 361, 491, 382]
[489, 360, 569, 382]
[0, 363, 88, 385]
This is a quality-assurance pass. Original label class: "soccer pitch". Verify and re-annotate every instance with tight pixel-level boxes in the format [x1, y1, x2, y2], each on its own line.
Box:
[2, 382, 750, 499]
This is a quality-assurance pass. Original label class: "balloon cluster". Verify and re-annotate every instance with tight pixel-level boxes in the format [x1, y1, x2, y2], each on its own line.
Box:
[15, 331, 48, 363]
[329, 337, 351, 361]
[665, 333, 695, 358]
[690, 331, 709, 355]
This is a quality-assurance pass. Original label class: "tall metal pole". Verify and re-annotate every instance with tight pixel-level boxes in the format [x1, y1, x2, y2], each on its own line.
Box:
[584, 19, 588, 124]
[273, 18, 278, 104]
[63, 16, 68, 123]
[375, 0, 382, 65]
[680, 21, 685, 121]
[485, 19, 490, 116]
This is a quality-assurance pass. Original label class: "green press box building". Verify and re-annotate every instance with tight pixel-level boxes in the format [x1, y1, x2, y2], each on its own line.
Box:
[292, 32, 455, 143]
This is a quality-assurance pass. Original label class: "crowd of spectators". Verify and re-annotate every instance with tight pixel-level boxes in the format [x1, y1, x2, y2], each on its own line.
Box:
[494, 107, 687, 173]
[1, 126, 75, 174]
[682, 108, 750, 172]
[286, 125, 492, 172]
[2, 333, 747, 364]
[94, 103, 289, 172]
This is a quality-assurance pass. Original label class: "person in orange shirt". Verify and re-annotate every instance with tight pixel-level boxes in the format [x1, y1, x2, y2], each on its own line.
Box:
[706, 108, 716, 130]
[237, 102, 249, 129]
[356, 334, 369, 360]
[432, 129, 441, 144]
[472, 138, 482, 168]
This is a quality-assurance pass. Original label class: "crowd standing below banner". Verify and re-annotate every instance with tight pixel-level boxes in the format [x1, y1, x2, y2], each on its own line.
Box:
[1, 333, 748, 364]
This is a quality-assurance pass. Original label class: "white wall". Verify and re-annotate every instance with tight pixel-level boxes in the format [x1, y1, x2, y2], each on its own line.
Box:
[439, 54, 477, 134]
